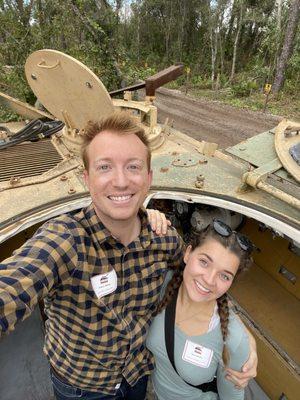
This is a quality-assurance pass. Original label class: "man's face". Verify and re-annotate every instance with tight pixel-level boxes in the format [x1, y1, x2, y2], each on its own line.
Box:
[84, 130, 152, 225]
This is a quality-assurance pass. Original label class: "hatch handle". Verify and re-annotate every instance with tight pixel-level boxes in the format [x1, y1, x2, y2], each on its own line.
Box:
[37, 59, 60, 69]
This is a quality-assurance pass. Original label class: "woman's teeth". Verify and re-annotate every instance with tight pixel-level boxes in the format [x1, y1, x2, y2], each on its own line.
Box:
[195, 280, 211, 293]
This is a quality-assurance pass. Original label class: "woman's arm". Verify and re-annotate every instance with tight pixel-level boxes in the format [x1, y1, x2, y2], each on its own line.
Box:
[225, 323, 257, 388]
[146, 209, 171, 235]
[217, 322, 250, 399]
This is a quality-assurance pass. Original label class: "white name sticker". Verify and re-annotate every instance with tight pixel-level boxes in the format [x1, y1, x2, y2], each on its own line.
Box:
[91, 269, 117, 299]
[182, 340, 213, 368]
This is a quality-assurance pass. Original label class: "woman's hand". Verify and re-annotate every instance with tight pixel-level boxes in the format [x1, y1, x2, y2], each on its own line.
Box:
[225, 334, 257, 388]
[146, 209, 171, 235]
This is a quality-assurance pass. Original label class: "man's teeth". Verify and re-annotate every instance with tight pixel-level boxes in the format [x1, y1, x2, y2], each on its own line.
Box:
[109, 195, 132, 201]
[195, 281, 210, 293]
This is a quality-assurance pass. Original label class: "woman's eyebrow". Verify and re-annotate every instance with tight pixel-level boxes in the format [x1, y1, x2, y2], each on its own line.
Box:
[223, 270, 235, 277]
[199, 253, 235, 276]
[199, 252, 213, 262]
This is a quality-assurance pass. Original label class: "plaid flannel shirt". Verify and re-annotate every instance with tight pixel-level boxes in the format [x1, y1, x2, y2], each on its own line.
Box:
[0, 204, 184, 394]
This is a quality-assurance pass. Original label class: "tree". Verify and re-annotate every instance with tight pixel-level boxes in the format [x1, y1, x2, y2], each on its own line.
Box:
[230, 0, 244, 82]
[273, 0, 300, 93]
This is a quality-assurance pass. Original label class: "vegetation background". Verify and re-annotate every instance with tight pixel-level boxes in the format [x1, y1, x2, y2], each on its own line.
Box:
[0, 0, 299, 120]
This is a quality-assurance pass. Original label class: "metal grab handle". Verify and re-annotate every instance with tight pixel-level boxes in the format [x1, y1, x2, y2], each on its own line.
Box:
[37, 59, 60, 69]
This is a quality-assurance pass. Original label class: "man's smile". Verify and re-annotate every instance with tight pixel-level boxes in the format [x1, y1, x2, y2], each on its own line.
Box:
[108, 194, 134, 202]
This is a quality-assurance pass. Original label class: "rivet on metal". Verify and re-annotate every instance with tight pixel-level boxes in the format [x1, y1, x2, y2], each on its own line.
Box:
[194, 174, 205, 189]
[68, 188, 76, 194]
[197, 174, 205, 181]
[160, 167, 169, 173]
[9, 177, 21, 185]
[195, 181, 204, 189]
[31, 74, 37, 80]
[60, 175, 68, 181]
[86, 82, 93, 88]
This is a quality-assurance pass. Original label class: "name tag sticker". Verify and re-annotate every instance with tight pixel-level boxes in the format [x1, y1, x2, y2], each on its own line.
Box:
[182, 340, 213, 368]
[91, 269, 117, 298]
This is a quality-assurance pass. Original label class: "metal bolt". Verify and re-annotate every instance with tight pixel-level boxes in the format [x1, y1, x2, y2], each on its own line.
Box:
[60, 175, 68, 181]
[195, 180, 204, 189]
[160, 167, 169, 173]
[68, 188, 76, 194]
[195, 174, 205, 188]
[9, 177, 21, 185]
[31, 74, 37, 80]
[196, 174, 205, 181]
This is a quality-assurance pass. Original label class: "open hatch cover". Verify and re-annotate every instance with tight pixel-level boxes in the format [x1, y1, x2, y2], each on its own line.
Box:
[25, 49, 114, 131]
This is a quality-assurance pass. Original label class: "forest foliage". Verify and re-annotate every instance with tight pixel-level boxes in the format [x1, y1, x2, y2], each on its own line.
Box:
[0, 0, 299, 115]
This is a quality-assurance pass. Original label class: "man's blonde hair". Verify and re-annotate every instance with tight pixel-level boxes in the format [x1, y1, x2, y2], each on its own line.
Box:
[81, 112, 151, 170]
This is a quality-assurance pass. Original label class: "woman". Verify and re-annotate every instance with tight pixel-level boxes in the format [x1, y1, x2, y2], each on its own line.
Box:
[146, 219, 254, 400]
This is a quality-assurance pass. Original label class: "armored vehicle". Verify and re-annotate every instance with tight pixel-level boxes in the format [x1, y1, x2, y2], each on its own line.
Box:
[0, 50, 299, 400]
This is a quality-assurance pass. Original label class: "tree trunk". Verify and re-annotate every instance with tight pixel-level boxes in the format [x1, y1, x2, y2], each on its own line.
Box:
[273, 0, 300, 93]
[277, 0, 283, 32]
[230, 1, 243, 82]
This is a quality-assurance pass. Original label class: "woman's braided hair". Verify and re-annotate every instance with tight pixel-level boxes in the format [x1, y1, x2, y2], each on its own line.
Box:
[155, 223, 252, 367]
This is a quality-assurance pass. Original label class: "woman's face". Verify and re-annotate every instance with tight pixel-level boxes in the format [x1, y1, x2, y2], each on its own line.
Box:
[183, 237, 240, 303]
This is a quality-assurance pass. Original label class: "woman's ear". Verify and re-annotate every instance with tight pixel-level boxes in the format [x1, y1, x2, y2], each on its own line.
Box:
[183, 245, 192, 264]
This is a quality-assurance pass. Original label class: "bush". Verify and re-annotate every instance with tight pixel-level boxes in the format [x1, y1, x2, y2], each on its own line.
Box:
[231, 81, 259, 97]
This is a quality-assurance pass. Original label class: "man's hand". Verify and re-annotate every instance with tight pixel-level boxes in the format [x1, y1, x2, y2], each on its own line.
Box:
[225, 334, 257, 388]
[146, 209, 171, 235]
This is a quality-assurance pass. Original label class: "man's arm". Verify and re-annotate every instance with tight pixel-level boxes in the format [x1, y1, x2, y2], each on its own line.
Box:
[0, 220, 77, 336]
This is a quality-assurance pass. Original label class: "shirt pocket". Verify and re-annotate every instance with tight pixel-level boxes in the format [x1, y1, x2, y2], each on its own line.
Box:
[139, 261, 167, 282]
[136, 262, 167, 310]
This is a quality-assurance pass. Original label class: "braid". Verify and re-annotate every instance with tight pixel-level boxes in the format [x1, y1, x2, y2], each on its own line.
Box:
[217, 293, 230, 367]
[154, 272, 183, 315]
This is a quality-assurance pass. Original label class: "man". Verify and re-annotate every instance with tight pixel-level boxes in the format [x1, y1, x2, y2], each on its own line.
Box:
[0, 112, 256, 399]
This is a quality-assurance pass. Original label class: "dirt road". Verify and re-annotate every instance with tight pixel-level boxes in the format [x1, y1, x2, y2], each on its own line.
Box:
[154, 87, 281, 148]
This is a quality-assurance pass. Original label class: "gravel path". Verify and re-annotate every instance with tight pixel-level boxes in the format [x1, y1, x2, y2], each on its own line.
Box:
[154, 87, 281, 148]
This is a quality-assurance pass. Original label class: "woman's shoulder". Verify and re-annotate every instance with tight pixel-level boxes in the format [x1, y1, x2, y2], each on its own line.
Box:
[160, 269, 175, 299]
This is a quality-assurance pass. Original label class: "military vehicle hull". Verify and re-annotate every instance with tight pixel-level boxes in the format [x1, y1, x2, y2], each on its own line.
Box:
[0, 49, 299, 400]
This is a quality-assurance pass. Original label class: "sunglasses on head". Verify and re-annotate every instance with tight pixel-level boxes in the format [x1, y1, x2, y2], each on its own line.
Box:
[212, 219, 255, 253]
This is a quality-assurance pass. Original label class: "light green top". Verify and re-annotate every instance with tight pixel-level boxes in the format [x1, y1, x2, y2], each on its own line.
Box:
[146, 304, 249, 400]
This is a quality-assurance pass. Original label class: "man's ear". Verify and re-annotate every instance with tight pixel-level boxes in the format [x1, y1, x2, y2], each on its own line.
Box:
[183, 245, 192, 264]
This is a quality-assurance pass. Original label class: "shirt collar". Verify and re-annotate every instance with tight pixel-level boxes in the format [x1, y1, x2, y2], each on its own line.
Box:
[138, 207, 152, 249]
[84, 203, 152, 248]
[84, 203, 111, 244]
